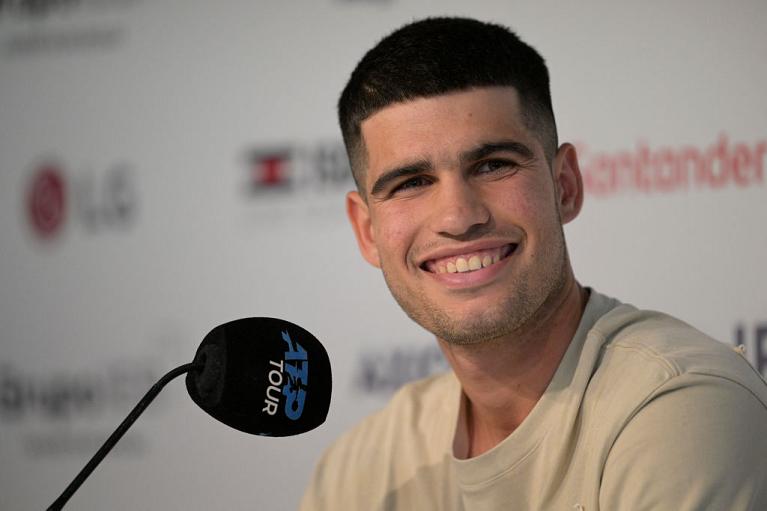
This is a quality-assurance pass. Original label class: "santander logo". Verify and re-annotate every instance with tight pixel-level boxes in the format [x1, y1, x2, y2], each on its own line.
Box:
[577, 134, 765, 197]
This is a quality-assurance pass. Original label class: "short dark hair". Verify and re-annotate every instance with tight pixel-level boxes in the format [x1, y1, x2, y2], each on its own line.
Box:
[338, 16, 558, 191]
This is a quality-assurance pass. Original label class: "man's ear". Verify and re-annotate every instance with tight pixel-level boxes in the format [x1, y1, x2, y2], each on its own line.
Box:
[346, 191, 381, 268]
[553, 143, 584, 224]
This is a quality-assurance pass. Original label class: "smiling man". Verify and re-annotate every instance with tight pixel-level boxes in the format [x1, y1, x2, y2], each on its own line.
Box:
[300, 17, 767, 510]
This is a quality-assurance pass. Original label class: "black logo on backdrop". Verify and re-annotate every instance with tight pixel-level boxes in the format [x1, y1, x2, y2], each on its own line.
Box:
[0, 360, 160, 458]
[355, 343, 448, 395]
[734, 322, 767, 377]
[0, 0, 139, 56]
[0, 362, 157, 421]
[0, 0, 77, 19]
[0, 0, 139, 19]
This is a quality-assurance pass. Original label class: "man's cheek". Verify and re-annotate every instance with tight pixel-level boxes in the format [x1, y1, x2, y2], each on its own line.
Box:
[375, 225, 411, 265]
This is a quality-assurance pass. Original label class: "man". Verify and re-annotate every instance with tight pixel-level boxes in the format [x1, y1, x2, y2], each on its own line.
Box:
[300, 17, 767, 510]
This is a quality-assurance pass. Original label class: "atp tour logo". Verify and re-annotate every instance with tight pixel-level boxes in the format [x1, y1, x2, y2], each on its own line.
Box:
[263, 330, 308, 420]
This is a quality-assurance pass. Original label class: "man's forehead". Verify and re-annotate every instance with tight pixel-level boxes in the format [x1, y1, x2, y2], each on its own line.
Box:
[361, 86, 523, 129]
[359, 86, 532, 177]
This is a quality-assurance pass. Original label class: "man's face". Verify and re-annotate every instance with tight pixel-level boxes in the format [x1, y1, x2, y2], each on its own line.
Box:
[346, 87, 583, 345]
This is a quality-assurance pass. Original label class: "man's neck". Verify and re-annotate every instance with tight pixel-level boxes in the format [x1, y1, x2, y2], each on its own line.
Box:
[439, 276, 588, 458]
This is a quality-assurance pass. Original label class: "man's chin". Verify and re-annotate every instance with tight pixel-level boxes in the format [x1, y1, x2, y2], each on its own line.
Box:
[384, 271, 533, 344]
[421, 308, 524, 346]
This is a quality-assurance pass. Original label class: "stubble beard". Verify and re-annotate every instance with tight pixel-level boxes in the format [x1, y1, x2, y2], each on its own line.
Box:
[380, 228, 569, 346]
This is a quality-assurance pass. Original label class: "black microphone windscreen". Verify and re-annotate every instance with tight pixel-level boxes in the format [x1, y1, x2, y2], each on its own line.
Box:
[186, 318, 331, 437]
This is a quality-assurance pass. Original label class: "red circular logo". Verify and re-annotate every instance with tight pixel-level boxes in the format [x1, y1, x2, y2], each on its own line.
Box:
[27, 164, 66, 239]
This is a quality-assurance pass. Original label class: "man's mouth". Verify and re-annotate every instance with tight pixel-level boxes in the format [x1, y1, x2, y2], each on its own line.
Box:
[421, 244, 517, 274]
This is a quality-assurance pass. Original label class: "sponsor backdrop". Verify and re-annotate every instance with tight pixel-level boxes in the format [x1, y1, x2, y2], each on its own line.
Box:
[1, 1, 765, 509]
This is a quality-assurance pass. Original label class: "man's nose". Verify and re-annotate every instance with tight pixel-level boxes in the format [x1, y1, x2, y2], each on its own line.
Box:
[429, 178, 491, 238]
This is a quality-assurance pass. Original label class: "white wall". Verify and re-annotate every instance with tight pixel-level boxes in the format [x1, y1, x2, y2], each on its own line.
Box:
[1, 1, 765, 509]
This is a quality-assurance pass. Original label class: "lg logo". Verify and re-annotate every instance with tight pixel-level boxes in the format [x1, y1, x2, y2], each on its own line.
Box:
[26, 163, 66, 239]
[25, 160, 138, 241]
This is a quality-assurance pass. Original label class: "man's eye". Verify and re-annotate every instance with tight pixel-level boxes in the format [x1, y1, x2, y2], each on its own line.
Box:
[476, 159, 517, 175]
[392, 176, 430, 194]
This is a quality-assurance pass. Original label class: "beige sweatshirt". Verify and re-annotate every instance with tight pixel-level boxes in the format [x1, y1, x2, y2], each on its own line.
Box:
[301, 291, 767, 510]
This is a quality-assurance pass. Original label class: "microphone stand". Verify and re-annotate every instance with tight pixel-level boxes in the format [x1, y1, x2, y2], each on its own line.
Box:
[48, 362, 200, 511]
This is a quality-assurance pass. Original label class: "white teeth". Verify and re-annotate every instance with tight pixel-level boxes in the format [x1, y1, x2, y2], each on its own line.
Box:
[429, 245, 513, 275]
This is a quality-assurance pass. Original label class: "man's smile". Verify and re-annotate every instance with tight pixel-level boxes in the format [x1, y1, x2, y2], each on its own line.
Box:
[420, 243, 517, 274]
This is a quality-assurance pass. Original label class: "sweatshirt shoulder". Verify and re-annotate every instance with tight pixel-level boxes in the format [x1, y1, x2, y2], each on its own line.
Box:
[589, 304, 767, 401]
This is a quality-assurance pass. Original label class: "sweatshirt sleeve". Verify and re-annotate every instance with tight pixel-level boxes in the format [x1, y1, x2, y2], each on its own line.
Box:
[599, 373, 767, 510]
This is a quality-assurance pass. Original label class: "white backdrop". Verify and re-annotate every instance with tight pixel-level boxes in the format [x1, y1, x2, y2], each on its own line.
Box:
[1, 1, 765, 509]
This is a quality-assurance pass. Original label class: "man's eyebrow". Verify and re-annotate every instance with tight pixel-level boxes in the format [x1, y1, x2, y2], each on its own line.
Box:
[460, 140, 535, 163]
[368, 141, 534, 197]
[370, 160, 432, 197]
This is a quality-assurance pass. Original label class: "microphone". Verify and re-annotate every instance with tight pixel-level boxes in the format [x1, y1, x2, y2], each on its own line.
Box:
[187, 317, 332, 436]
[48, 317, 332, 510]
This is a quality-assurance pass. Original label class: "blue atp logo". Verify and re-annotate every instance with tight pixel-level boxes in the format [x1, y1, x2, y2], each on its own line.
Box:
[281, 330, 307, 420]
[263, 330, 308, 420]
